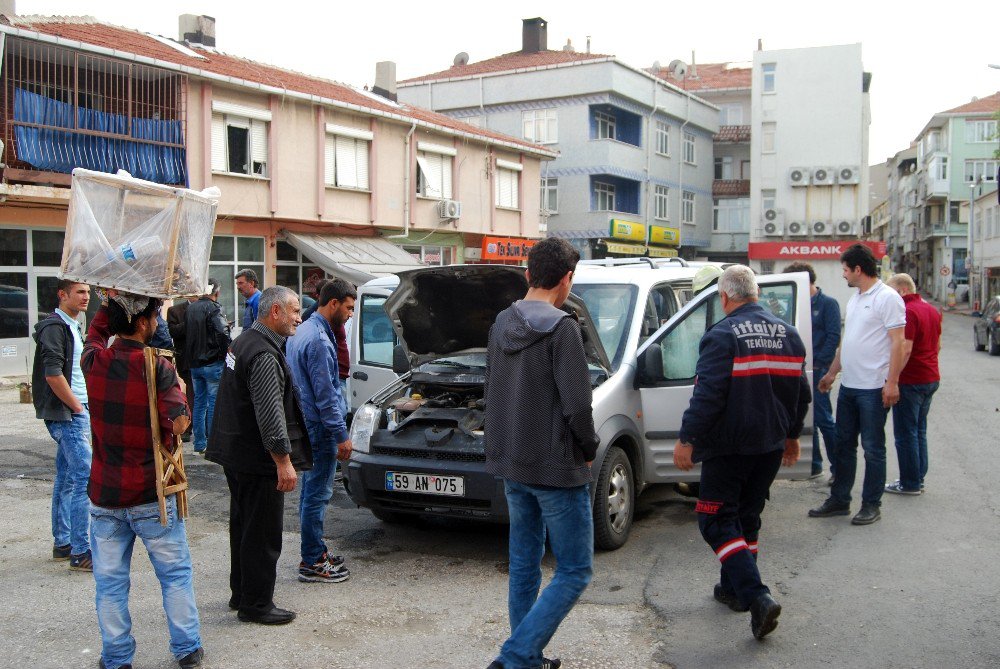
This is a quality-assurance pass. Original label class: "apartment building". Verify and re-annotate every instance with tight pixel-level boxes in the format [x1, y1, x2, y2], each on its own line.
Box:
[0, 13, 554, 376]
[970, 188, 1000, 303]
[397, 18, 719, 261]
[912, 91, 999, 301]
[877, 147, 922, 282]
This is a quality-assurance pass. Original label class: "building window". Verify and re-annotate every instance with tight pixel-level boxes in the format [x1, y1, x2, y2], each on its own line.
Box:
[495, 166, 520, 209]
[540, 177, 559, 213]
[594, 181, 616, 211]
[522, 109, 558, 144]
[965, 160, 999, 183]
[682, 191, 695, 224]
[595, 111, 616, 140]
[741, 160, 751, 179]
[714, 156, 734, 180]
[932, 156, 948, 181]
[966, 120, 998, 144]
[324, 128, 371, 190]
[654, 185, 670, 220]
[209, 235, 265, 326]
[761, 122, 776, 153]
[762, 189, 776, 213]
[211, 112, 268, 177]
[713, 197, 750, 232]
[416, 150, 453, 199]
[275, 241, 328, 307]
[403, 245, 453, 266]
[0, 228, 66, 342]
[655, 121, 670, 156]
[719, 103, 743, 125]
[683, 133, 696, 164]
[762, 63, 776, 93]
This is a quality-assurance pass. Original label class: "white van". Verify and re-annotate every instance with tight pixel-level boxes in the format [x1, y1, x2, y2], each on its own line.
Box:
[345, 264, 812, 550]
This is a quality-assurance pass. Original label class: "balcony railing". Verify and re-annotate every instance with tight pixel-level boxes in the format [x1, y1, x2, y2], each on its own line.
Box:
[714, 125, 751, 143]
[2, 37, 188, 186]
[712, 179, 750, 197]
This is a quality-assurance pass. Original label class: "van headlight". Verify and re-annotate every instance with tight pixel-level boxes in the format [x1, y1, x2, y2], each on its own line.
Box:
[350, 404, 380, 454]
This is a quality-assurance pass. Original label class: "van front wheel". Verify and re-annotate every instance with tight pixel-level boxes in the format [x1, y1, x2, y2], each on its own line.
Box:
[593, 446, 634, 550]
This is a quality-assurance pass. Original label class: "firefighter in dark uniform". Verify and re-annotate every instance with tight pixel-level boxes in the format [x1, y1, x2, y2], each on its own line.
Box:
[674, 265, 811, 640]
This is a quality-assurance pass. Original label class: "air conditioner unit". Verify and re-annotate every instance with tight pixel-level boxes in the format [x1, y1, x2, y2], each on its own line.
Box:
[438, 199, 462, 219]
[787, 220, 808, 236]
[812, 220, 832, 236]
[837, 166, 860, 185]
[763, 220, 784, 237]
[812, 167, 835, 186]
[835, 219, 856, 236]
[789, 167, 811, 187]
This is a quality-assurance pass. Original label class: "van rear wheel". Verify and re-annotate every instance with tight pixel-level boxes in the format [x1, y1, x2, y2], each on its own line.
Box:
[593, 446, 634, 550]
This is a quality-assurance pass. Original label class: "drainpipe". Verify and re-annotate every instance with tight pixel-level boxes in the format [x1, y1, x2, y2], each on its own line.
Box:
[678, 91, 690, 245]
[489, 148, 496, 233]
[388, 121, 418, 240]
[369, 117, 377, 225]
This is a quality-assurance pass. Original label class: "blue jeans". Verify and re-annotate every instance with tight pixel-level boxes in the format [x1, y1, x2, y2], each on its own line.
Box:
[299, 421, 338, 564]
[830, 386, 890, 507]
[190, 361, 223, 451]
[91, 496, 201, 669]
[498, 481, 593, 669]
[892, 382, 939, 490]
[812, 366, 837, 476]
[46, 407, 92, 554]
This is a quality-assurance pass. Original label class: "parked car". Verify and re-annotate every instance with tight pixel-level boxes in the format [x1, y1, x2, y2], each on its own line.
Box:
[973, 296, 1000, 354]
[345, 263, 813, 550]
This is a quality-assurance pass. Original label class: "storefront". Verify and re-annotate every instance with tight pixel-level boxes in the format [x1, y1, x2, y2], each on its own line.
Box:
[479, 235, 538, 264]
[592, 219, 647, 259]
[648, 224, 680, 258]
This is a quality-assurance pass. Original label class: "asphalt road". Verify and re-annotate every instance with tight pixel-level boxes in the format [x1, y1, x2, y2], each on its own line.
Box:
[1, 309, 998, 668]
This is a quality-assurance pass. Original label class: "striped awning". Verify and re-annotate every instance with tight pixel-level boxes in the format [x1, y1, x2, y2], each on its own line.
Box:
[548, 228, 607, 240]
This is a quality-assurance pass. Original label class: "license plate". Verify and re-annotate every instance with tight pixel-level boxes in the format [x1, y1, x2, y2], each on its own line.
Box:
[385, 471, 465, 497]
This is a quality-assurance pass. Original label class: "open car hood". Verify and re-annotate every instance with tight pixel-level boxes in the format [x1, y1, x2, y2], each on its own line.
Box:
[384, 264, 611, 371]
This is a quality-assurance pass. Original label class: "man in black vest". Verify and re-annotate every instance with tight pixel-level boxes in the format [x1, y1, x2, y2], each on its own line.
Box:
[206, 286, 312, 626]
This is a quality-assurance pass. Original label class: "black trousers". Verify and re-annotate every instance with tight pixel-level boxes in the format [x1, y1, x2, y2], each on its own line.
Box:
[696, 450, 784, 609]
[224, 468, 284, 616]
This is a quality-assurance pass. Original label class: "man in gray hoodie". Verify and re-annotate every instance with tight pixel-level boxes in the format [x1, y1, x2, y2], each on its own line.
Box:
[485, 238, 599, 669]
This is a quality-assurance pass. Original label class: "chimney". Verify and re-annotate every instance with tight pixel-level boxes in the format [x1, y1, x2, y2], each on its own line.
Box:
[373, 61, 397, 102]
[522, 18, 547, 53]
[690, 50, 698, 79]
[179, 14, 216, 48]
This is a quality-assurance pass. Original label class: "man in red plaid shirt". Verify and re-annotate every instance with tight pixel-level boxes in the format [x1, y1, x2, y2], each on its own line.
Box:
[82, 291, 204, 669]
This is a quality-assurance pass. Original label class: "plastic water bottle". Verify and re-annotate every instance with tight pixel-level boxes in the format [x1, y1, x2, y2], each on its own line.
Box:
[110, 236, 164, 264]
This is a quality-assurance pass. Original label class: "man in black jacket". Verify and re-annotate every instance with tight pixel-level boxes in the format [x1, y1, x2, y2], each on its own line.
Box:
[31, 279, 93, 569]
[484, 238, 598, 669]
[674, 265, 810, 640]
[167, 297, 197, 442]
[206, 286, 312, 626]
[184, 280, 230, 454]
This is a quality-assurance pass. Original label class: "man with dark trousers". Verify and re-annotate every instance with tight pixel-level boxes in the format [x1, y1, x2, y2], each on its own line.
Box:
[206, 286, 312, 625]
[674, 265, 810, 640]
[784, 262, 841, 480]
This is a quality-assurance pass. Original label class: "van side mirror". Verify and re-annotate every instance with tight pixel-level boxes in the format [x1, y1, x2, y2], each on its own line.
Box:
[392, 344, 411, 375]
[635, 343, 663, 388]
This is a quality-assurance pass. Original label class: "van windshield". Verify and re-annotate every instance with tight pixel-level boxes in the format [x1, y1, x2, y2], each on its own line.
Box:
[571, 283, 637, 371]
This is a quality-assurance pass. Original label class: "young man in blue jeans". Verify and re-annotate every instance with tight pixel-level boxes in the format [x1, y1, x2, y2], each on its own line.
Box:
[32, 279, 93, 570]
[485, 238, 599, 669]
[84, 292, 202, 669]
[286, 279, 356, 583]
[183, 280, 230, 454]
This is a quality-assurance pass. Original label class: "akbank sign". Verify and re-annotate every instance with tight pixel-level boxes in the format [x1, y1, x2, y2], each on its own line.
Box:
[748, 241, 886, 260]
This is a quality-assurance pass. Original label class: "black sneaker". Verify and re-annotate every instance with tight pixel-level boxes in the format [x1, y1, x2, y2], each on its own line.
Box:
[540, 659, 561, 669]
[750, 593, 781, 640]
[69, 550, 93, 571]
[52, 543, 71, 560]
[851, 505, 881, 525]
[298, 557, 350, 583]
[321, 552, 347, 569]
[885, 481, 921, 495]
[713, 583, 749, 612]
[808, 499, 850, 518]
[178, 647, 204, 668]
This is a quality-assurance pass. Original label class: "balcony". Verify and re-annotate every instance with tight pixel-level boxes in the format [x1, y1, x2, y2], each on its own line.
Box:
[713, 179, 750, 197]
[714, 125, 751, 144]
[1, 37, 188, 187]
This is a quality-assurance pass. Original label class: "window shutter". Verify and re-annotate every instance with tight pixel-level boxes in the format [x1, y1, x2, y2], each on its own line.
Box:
[441, 154, 452, 199]
[211, 113, 226, 172]
[324, 134, 336, 185]
[416, 153, 442, 198]
[355, 138, 370, 189]
[335, 136, 358, 188]
[250, 119, 268, 174]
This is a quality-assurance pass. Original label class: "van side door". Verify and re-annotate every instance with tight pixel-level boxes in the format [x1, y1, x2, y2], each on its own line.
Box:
[634, 273, 813, 483]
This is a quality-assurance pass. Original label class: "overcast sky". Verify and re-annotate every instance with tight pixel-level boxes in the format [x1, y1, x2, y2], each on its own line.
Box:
[16, 0, 1000, 164]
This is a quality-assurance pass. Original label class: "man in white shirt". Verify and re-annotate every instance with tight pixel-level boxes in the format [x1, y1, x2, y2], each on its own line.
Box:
[808, 244, 906, 526]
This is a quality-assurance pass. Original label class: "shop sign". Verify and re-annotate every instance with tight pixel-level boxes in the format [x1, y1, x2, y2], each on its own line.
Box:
[481, 236, 537, 261]
[648, 247, 679, 258]
[609, 220, 646, 242]
[605, 242, 647, 256]
[649, 225, 680, 247]
[747, 240, 886, 260]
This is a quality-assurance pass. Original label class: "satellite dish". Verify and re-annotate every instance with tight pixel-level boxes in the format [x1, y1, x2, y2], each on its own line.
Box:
[668, 59, 688, 80]
[454, 52, 469, 66]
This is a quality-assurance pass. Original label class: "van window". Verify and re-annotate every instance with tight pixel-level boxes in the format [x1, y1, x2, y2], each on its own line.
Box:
[572, 284, 637, 370]
[359, 295, 396, 367]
